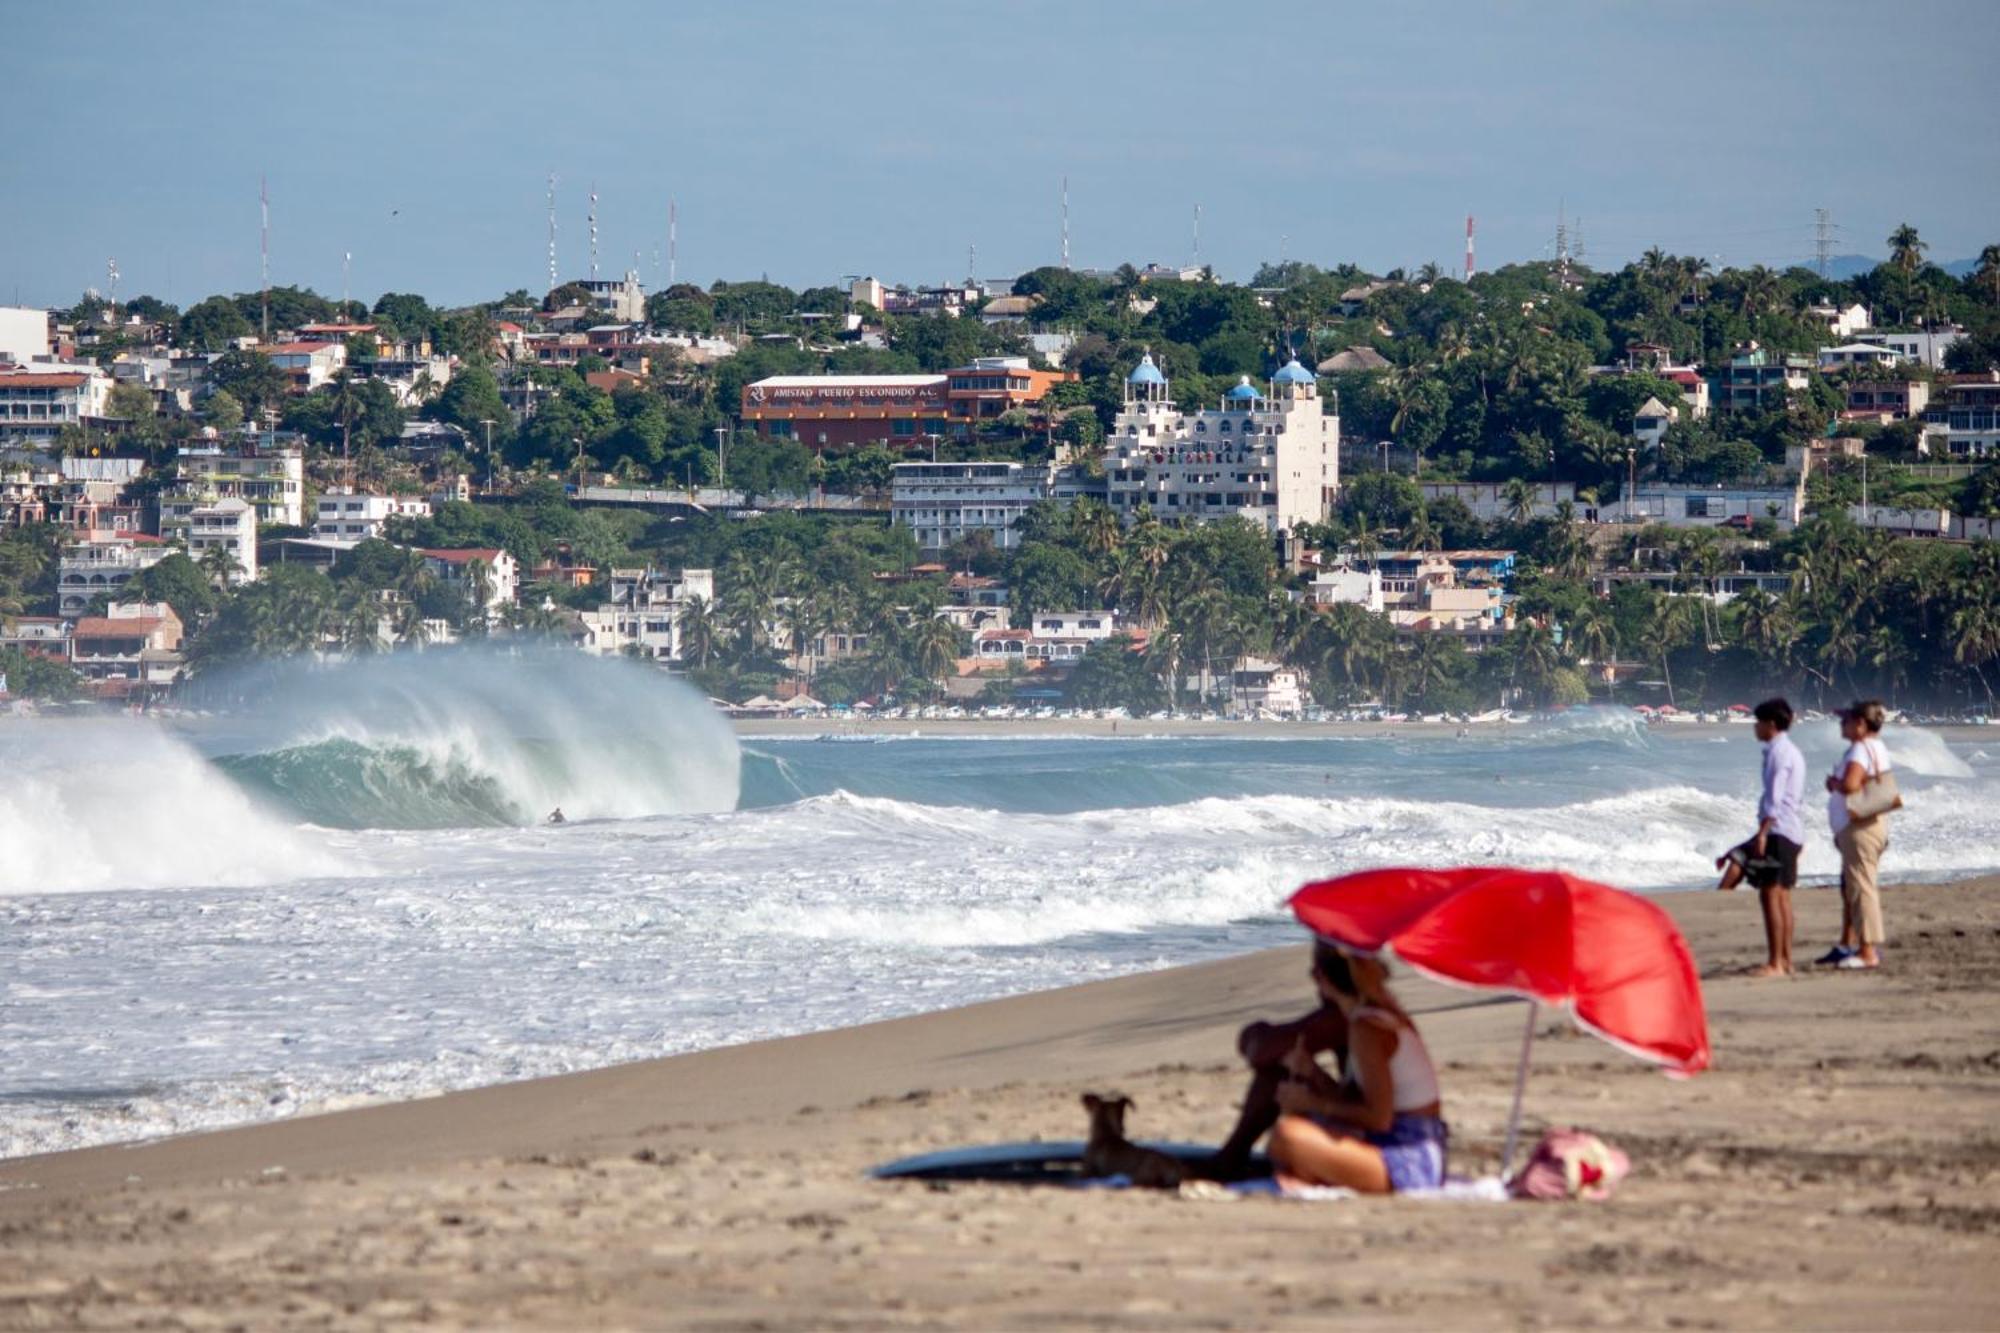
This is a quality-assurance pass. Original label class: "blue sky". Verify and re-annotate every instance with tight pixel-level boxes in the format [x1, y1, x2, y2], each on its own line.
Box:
[6, 1, 1996, 310]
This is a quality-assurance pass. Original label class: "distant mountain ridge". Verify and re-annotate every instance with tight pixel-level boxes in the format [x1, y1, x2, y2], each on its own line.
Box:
[1807, 253, 1979, 280]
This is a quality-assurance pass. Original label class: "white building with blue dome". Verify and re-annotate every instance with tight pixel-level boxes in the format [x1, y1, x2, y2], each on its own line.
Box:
[1102, 354, 1339, 535]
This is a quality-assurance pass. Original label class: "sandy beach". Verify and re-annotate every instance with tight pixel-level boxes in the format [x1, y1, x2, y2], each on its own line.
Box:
[2, 876, 1996, 1330]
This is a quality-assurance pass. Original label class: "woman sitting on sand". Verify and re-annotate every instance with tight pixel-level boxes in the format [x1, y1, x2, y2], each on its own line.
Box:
[1267, 942, 1447, 1194]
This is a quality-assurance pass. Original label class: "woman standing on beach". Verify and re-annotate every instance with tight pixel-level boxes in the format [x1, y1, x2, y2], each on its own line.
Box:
[1266, 943, 1446, 1194]
[1820, 700, 1894, 971]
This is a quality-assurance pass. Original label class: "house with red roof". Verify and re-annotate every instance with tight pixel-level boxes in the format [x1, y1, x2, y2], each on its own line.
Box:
[421, 548, 519, 618]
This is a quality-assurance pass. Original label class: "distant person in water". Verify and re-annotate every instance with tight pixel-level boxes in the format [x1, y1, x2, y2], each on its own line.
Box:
[1715, 697, 1806, 977]
[548, 807, 566, 825]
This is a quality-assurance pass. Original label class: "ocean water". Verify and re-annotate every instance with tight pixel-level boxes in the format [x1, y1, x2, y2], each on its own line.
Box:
[3, 650, 1995, 1159]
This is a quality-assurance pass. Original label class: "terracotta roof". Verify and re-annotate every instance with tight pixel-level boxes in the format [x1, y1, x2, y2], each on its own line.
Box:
[0, 373, 89, 387]
[74, 616, 163, 638]
[422, 548, 504, 564]
[264, 341, 340, 355]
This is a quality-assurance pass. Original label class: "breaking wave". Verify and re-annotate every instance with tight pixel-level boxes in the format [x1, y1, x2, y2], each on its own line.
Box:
[191, 646, 741, 829]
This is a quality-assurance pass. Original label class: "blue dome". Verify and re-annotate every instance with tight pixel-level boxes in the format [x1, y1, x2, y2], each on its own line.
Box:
[1225, 376, 1262, 401]
[1127, 354, 1167, 386]
[1272, 358, 1315, 385]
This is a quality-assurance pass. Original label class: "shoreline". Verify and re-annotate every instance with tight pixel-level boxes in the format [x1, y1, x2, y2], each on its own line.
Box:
[2, 875, 1996, 1327]
[734, 714, 2000, 742]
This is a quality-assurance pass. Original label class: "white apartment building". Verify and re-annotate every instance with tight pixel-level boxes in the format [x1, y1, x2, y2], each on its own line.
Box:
[1300, 566, 1384, 612]
[420, 548, 519, 619]
[1102, 355, 1339, 535]
[573, 272, 647, 322]
[162, 445, 305, 532]
[1613, 481, 1805, 529]
[0, 367, 113, 443]
[0, 306, 51, 365]
[1805, 302, 1871, 340]
[1852, 326, 1963, 370]
[577, 567, 715, 662]
[185, 498, 259, 585]
[1227, 657, 1306, 717]
[892, 460, 1059, 551]
[975, 610, 1132, 665]
[312, 490, 433, 542]
[58, 536, 173, 614]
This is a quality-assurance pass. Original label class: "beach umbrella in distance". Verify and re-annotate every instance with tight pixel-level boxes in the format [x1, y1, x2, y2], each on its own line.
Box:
[1289, 866, 1709, 1174]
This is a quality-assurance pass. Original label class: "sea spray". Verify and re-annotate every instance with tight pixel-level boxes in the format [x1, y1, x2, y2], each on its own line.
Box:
[186, 645, 741, 828]
[0, 719, 340, 894]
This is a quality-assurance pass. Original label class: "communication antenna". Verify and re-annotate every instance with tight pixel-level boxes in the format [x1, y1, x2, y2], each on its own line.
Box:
[1465, 215, 1476, 281]
[1056, 175, 1072, 272]
[106, 258, 119, 310]
[588, 182, 600, 280]
[968, 242, 977, 286]
[260, 174, 271, 339]
[1573, 216, 1586, 265]
[546, 173, 558, 294]
[1192, 203, 1201, 266]
[1554, 198, 1570, 287]
[341, 250, 351, 315]
[1814, 208, 1836, 279]
[668, 199, 678, 286]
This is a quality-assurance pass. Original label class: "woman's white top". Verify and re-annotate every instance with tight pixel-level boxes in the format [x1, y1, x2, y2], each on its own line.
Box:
[1827, 737, 1890, 836]
[1352, 1005, 1441, 1112]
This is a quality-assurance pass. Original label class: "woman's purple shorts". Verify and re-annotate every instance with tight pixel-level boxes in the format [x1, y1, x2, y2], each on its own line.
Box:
[1365, 1113, 1449, 1192]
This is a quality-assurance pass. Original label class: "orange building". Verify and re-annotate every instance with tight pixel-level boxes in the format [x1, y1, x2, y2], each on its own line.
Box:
[741, 358, 1074, 451]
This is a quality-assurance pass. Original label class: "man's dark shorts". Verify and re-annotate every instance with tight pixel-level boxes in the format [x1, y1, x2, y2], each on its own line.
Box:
[1727, 833, 1801, 889]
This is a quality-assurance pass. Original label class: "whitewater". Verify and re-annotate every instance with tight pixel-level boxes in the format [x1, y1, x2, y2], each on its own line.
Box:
[3, 650, 1996, 1159]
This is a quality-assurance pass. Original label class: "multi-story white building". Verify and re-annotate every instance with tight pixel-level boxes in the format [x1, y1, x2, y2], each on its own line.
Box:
[162, 444, 305, 532]
[0, 306, 51, 366]
[975, 610, 1133, 665]
[577, 567, 715, 662]
[0, 367, 113, 443]
[1852, 325, 1964, 370]
[892, 460, 1061, 551]
[262, 340, 348, 392]
[185, 498, 259, 585]
[57, 536, 173, 615]
[1227, 657, 1307, 717]
[311, 490, 433, 542]
[1921, 372, 2000, 458]
[1805, 302, 1871, 340]
[1102, 355, 1338, 535]
[421, 548, 520, 620]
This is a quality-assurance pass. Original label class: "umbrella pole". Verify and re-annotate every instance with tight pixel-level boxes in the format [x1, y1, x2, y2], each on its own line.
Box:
[1500, 1000, 1538, 1179]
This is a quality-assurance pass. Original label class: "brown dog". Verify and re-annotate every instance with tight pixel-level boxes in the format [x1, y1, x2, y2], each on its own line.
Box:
[1080, 1093, 1186, 1188]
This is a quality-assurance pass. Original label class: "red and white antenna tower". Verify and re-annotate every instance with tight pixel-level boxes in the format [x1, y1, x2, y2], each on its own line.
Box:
[668, 199, 678, 286]
[1465, 215, 1476, 281]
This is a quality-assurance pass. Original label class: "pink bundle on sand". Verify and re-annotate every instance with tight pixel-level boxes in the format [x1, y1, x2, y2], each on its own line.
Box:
[1508, 1129, 1630, 1201]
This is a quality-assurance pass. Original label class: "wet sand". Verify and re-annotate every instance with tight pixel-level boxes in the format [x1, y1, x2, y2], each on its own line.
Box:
[1, 878, 1996, 1330]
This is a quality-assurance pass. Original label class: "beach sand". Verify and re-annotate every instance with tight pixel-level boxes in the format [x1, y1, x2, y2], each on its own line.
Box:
[2, 878, 1997, 1330]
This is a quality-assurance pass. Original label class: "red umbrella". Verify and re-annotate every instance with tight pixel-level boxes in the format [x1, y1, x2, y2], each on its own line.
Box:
[1290, 866, 1709, 1171]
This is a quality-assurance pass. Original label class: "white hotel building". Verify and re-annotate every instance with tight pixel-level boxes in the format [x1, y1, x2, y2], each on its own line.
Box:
[891, 460, 1057, 552]
[1102, 355, 1338, 535]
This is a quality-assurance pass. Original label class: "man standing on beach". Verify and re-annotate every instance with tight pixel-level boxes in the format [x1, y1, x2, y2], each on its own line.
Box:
[1716, 698, 1807, 976]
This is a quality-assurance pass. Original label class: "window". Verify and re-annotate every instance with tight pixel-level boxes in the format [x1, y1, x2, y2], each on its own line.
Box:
[892, 419, 917, 437]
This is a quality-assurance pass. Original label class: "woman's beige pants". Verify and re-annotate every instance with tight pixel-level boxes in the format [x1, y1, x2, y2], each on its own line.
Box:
[1835, 819, 1889, 946]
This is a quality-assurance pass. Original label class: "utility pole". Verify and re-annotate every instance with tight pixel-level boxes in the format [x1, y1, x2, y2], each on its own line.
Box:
[1192, 203, 1201, 267]
[588, 182, 599, 280]
[668, 199, 677, 286]
[1464, 215, 1476, 282]
[1555, 198, 1569, 289]
[1626, 446, 1637, 522]
[260, 174, 271, 340]
[1061, 176, 1070, 270]
[714, 425, 729, 490]
[546, 173, 558, 295]
[479, 418, 495, 494]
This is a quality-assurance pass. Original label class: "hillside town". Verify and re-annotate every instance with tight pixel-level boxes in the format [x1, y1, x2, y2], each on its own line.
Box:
[3, 228, 1999, 717]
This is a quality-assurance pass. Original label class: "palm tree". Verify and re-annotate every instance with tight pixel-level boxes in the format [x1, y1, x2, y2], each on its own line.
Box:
[328, 370, 365, 490]
[1646, 592, 1697, 708]
[678, 594, 718, 669]
[1887, 223, 1928, 323]
[1502, 477, 1536, 525]
[910, 614, 965, 701]
[1405, 507, 1442, 553]
[1976, 244, 2000, 307]
[197, 543, 239, 590]
[1077, 499, 1122, 559]
[1736, 265, 1783, 320]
